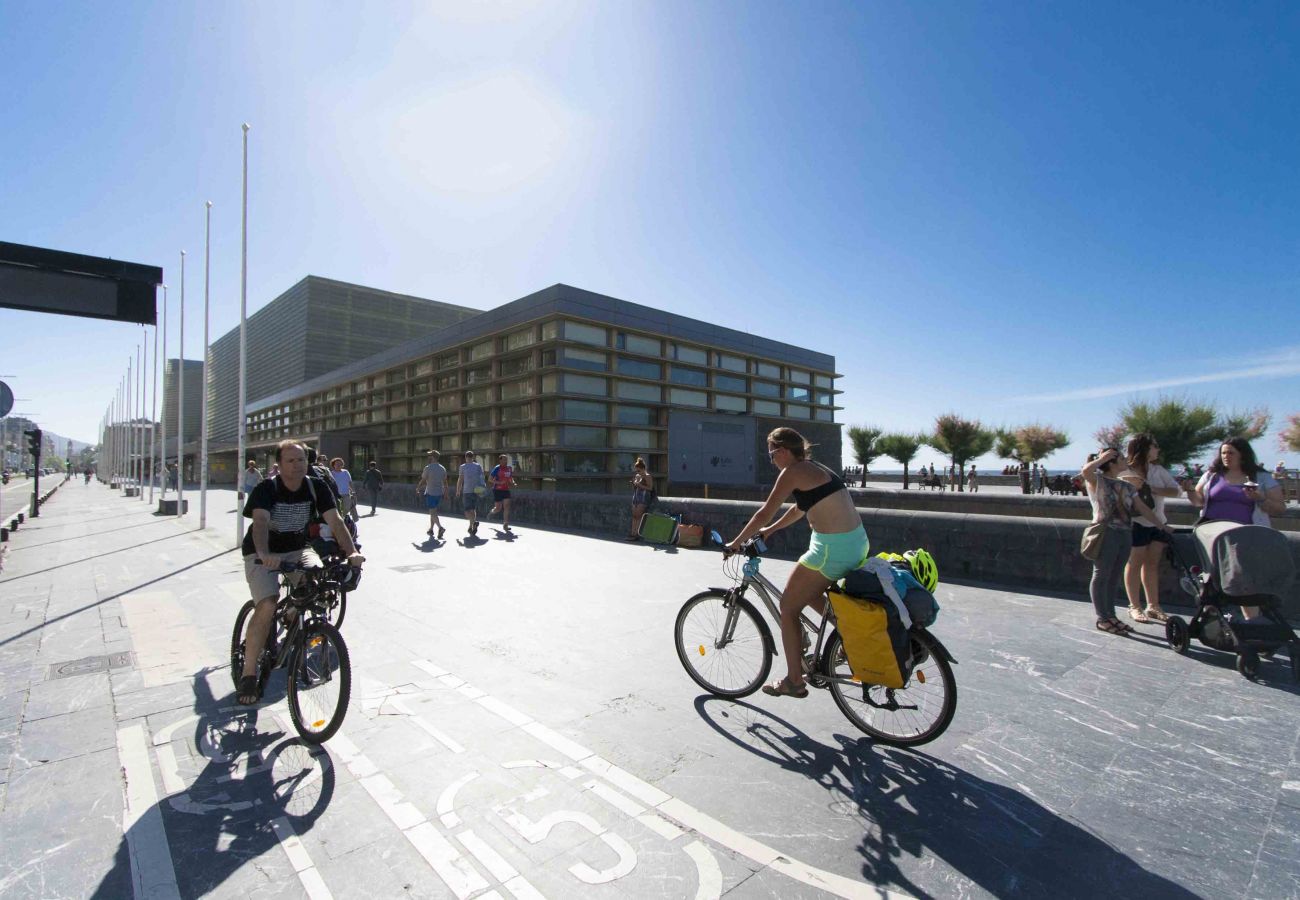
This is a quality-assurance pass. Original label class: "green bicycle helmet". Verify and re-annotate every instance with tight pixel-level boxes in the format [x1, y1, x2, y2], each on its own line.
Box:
[904, 549, 939, 592]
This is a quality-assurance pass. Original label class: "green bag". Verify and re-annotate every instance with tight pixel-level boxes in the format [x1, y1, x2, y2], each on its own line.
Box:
[639, 512, 679, 544]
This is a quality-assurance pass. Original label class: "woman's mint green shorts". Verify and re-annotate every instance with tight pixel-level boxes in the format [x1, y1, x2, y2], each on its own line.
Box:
[798, 523, 870, 581]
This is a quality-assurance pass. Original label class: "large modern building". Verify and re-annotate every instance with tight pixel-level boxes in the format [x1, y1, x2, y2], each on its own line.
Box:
[244, 284, 842, 492]
[162, 358, 204, 446]
[206, 275, 481, 445]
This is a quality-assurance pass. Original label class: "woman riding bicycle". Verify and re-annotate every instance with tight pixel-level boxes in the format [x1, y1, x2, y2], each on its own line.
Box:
[727, 427, 868, 698]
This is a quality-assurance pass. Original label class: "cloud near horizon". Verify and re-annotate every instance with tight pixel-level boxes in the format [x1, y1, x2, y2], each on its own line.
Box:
[1012, 346, 1300, 404]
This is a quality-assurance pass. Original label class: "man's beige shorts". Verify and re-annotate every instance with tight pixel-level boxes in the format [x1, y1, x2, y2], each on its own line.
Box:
[243, 548, 323, 600]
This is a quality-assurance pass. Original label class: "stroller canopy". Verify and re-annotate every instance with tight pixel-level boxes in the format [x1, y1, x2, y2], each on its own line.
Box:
[1194, 521, 1296, 599]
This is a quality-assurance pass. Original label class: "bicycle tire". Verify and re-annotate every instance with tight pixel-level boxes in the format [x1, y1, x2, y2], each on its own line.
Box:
[230, 600, 273, 694]
[321, 590, 347, 629]
[823, 628, 956, 747]
[287, 620, 351, 744]
[675, 590, 773, 698]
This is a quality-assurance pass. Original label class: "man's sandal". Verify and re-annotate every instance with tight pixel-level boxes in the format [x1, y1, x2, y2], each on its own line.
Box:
[761, 677, 809, 698]
[1096, 618, 1132, 636]
[236, 674, 262, 706]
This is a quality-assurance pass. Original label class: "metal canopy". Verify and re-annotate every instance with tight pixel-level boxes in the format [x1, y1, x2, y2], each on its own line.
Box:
[0, 241, 162, 325]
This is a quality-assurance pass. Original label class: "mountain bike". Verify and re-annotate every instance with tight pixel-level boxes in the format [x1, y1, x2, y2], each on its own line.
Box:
[674, 531, 957, 746]
[230, 560, 360, 744]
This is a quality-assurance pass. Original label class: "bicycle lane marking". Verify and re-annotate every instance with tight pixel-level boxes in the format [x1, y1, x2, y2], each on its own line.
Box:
[410, 658, 902, 900]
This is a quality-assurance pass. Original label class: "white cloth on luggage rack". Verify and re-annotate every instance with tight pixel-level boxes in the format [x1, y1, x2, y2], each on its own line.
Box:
[860, 557, 913, 629]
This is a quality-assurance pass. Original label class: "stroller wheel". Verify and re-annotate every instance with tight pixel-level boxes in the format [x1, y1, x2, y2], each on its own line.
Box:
[1236, 651, 1260, 682]
[1166, 616, 1190, 655]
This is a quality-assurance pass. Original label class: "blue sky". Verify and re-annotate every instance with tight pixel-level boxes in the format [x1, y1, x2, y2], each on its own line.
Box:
[1, 1, 1297, 470]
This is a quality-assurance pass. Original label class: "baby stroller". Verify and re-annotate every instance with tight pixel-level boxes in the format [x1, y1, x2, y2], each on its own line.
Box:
[1164, 521, 1299, 682]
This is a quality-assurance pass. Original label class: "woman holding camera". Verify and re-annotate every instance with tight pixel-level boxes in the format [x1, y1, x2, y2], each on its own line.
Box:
[1081, 449, 1170, 635]
[1120, 434, 1183, 624]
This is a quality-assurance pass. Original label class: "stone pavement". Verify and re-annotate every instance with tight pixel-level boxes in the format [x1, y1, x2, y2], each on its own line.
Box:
[1, 482, 1299, 899]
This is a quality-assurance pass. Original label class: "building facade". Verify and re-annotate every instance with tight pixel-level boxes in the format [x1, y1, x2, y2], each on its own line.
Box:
[245, 284, 841, 492]
[206, 276, 481, 445]
[162, 359, 204, 446]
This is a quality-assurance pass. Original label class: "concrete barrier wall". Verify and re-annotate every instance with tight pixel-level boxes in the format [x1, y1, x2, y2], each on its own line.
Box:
[373, 486, 1300, 618]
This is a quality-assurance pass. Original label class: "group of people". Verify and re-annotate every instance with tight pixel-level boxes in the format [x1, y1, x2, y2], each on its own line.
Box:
[1082, 434, 1287, 636]
[415, 449, 516, 539]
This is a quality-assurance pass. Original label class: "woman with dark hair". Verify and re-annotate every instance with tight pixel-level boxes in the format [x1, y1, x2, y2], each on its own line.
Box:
[1081, 449, 1170, 635]
[1120, 433, 1182, 624]
[625, 457, 655, 541]
[727, 427, 868, 697]
[1185, 437, 1285, 526]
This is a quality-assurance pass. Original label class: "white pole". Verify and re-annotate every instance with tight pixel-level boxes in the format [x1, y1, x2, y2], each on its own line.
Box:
[200, 201, 211, 529]
[150, 298, 159, 504]
[237, 122, 250, 549]
[160, 285, 168, 501]
[136, 337, 144, 495]
[178, 250, 186, 518]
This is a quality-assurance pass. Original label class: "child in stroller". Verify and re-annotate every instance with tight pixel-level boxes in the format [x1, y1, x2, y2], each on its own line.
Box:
[1164, 520, 1299, 682]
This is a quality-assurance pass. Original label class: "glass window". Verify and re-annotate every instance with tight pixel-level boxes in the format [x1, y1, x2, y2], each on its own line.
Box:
[541, 320, 560, 341]
[501, 426, 531, 447]
[435, 373, 459, 391]
[816, 391, 833, 406]
[539, 399, 558, 419]
[785, 385, 811, 402]
[715, 352, 746, 372]
[616, 356, 660, 379]
[614, 428, 652, 449]
[465, 386, 492, 406]
[437, 351, 459, 370]
[714, 394, 746, 413]
[564, 321, 607, 347]
[386, 369, 404, 385]
[541, 373, 558, 393]
[560, 451, 604, 474]
[562, 374, 607, 396]
[616, 381, 660, 402]
[499, 378, 535, 401]
[669, 365, 708, 387]
[561, 348, 608, 372]
[464, 365, 491, 385]
[615, 405, 653, 426]
[670, 343, 708, 365]
[412, 398, 432, 416]
[616, 332, 661, 355]
[753, 380, 781, 398]
[435, 393, 459, 411]
[540, 425, 559, 445]
[469, 431, 493, 448]
[563, 426, 606, 448]
[785, 404, 811, 419]
[752, 399, 780, 415]
[814, 408, 833, 422]
[499, 403, 532, 424]
[411, 380, 430, 396]
[814, 374, 833, 389]
[415, 359, 434, 376]
[562, 399, 607, 422]
[465, 408, 492, 428]
[714, 373, 746, 393]
[467, 339, 493, 361]
[613, 453, 641, 474]
[499, 355, 534, 378]
[788, 368, 811, 384]
[503, 328, 535, 351]
[669, 388, 707, 407]
[753, 361, 780, 378]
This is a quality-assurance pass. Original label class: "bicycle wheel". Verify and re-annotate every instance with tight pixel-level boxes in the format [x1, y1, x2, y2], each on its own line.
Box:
[823, 628, 956, 747]
[675, 590, 772, 698]
[230, 600, 273, 693]
[287, 621, 351, 744]
[321, 589, 347, 629]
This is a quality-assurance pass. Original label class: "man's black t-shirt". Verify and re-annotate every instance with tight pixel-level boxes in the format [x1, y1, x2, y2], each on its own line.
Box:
[241, 476, 336, 556]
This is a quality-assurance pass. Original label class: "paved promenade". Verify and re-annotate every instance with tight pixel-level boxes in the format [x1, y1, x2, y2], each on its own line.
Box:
[1, 482, 1298, 899]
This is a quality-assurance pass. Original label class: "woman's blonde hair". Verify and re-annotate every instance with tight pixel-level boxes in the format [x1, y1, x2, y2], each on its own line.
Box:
[634, 457, 647, 469]
[766, 427, 811, 460]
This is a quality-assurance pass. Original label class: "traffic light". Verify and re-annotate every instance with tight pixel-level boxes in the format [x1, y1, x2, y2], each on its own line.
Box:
[25, 428, 42, 460]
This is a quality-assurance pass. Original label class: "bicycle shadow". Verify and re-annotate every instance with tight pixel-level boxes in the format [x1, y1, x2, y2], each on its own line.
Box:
[691, 696, 1197, 899]
[91, 667, 337, 898]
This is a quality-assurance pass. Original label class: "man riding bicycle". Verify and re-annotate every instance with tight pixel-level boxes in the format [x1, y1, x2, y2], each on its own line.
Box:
[237, 440, 363, 705]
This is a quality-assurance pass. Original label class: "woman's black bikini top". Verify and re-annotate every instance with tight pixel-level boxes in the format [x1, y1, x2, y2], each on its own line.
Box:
[791, 464, 846, 512]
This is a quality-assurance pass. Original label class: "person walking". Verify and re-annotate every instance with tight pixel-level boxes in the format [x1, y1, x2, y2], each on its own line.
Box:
[242, 459, 262, 495]
[416, 449, 447, 539]
[361, 461, 384, 515]
[486, 454, 517, 532]
[1120, 433, 1182, 624]
[967, 465, 979, 493]
[330, 457, 355, 518]
[455, 451, 486, 536]
[626, 457, 656, 540]
[1081, 449, 1170, 635]
[1032, 463, 1044, 494]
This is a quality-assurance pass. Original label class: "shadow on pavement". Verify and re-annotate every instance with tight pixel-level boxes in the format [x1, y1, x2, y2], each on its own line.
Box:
[692, 696, 1197, 899]
[92, 667, 336, 898]
[12, 518, 174, 550]
[0, 532, 196, 584]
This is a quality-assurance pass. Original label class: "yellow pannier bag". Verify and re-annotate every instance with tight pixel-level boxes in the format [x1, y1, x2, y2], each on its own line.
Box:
[826, 589, 905, 689]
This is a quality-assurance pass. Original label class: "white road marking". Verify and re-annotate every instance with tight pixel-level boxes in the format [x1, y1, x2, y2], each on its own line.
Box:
[584, 780, 646, 817]
[437, 771, 480, 827]
[683, 840, 723, 900]
[406, 822, 490, 898]
[456, 829, 519, 882]
[116, 724, 181, 900]
[271, 816, 333, 900]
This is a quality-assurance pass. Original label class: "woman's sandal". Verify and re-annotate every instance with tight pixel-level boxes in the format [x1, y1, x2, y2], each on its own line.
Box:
[1145, 608, 1169, 623]
[1096, 618, 1132, 636]
[761, 677, 809, 699]
[1128, 606, 1151, 624]
[236, 674, 262, 706]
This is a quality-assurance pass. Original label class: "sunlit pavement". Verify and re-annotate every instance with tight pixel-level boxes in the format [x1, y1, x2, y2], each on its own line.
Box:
[1, 482, 1297, 899]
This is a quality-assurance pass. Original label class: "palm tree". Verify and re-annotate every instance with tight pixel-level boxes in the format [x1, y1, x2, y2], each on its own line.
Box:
[877, 433, 925, 490]
[1103, 396, 1271, 466]
[1281, 413, 1300, 453]
[927, 414, 995, 492]
[847, 426, 883, 487]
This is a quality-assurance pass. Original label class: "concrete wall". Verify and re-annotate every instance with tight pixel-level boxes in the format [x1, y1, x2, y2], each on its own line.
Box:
[365, 488, 1300, 619]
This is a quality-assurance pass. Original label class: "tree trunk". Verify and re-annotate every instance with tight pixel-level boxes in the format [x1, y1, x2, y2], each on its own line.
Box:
[903, 463, 909, 490]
